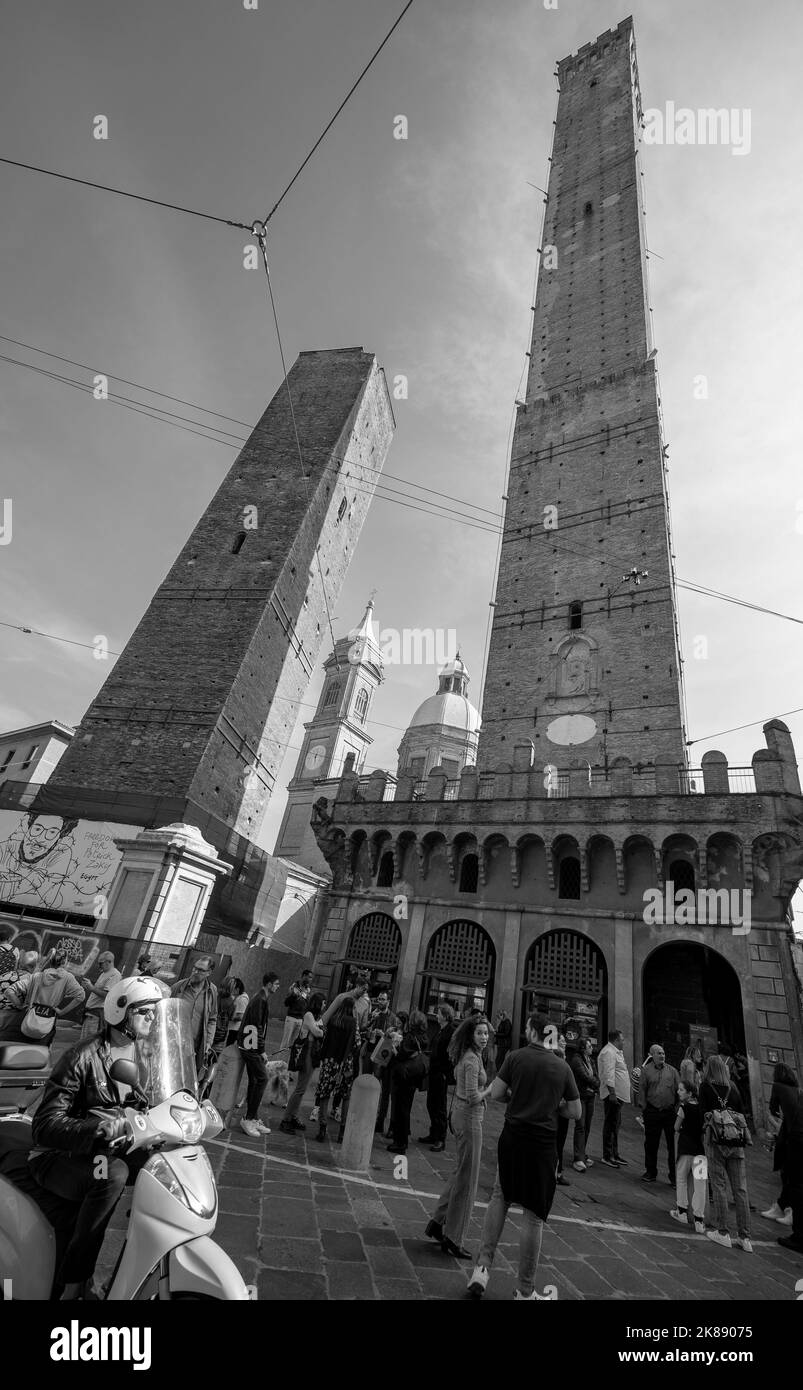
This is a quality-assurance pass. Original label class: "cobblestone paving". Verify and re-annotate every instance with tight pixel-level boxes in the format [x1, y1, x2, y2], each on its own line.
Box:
[101, 1087, 802, 1302]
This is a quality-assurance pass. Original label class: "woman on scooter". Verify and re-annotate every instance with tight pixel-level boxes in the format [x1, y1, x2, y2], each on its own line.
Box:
[27, 974, 164, 1300]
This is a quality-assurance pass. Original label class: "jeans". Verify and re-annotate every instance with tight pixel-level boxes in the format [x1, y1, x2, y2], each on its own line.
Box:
[285, 1049, 313, 1120]
[432, 1099, 483, 1246]
[705, 1139, 750, 1238]
[573, 1096, 596, 1163]
[675, 1153, 707, 1218]
[29, 1149, 130, 1285]
[242, 1050, 268, 1120]
[644, 1104, 676, 1180]
[426, 1071, 448, 1143]
[478, 1168, 545, 1297]
[602, 1097, 622, 1159]
[279, 1016, 303, 1057]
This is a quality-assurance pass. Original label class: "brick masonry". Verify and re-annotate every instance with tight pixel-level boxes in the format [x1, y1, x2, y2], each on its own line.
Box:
[48, 348, 394, 845]
[478, 17, 686, 773]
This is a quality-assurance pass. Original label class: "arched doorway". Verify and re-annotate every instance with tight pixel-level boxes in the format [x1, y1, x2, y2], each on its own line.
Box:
[339, 912, 402, 1000]
[642, 942, 746, 1074]
[419, 920, 495, 1018]
[520, 930, 607, 1047]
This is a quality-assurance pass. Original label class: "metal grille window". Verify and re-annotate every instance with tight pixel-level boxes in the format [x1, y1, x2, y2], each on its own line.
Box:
[344, 912, 401, 969]
[424, 920, 494, 982]
[558, 857, 581, 899]
[524, 931, 604, 997]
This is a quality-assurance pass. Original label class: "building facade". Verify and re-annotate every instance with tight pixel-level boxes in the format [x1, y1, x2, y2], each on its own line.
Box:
[309, 20, 803, 1118]
[396, 655, 480, 786]
[0, 721, 74, 793]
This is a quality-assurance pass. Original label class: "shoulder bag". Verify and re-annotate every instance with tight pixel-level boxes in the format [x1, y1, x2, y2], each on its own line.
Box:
[21, 972, 66, 1041]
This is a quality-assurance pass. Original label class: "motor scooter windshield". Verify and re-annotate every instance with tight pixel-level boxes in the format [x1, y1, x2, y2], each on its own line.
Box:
[133, 998, 199, 1104]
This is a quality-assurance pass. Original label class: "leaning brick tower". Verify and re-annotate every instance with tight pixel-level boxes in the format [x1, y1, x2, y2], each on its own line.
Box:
[47, 348, 394, 844]
[478, 15, 687, 776]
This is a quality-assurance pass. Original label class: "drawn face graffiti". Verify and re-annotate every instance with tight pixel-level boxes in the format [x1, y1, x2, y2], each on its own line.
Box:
[19, 816, 72, 865]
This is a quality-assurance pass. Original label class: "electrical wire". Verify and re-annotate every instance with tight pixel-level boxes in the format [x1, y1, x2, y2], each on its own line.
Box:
[259, 0, 416, 226]
[0, 156, 252, 230]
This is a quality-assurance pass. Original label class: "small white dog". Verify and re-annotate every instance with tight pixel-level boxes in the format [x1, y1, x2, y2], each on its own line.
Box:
[264, 1058, 290, 1108]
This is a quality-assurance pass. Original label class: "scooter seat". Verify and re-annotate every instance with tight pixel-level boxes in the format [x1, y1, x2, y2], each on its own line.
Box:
[0, 1043, 50, 1070]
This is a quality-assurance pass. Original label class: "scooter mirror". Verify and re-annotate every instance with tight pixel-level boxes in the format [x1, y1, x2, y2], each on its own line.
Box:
[109, 1058, 140, 1088]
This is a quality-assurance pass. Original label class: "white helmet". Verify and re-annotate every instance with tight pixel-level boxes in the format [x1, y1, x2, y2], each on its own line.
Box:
[104, 975, 163, 1027]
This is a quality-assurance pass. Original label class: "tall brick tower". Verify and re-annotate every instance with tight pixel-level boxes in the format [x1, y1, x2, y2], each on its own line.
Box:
[48, 348, 394, 844]
[478, 16, 687, 775]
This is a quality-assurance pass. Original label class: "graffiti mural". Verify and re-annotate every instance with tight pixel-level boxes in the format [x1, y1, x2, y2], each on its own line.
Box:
[0, 915, 223, 989]
[0, 811, 133, 915]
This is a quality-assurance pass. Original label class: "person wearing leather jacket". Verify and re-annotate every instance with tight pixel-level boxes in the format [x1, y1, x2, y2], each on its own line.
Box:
[28, 975, 163, 1300]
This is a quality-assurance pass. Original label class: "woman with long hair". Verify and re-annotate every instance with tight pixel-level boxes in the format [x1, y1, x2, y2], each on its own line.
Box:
[767, 1062, 803, 1251]
[313, 992, 358, 1143]
[387, 1010, 429, 1156]
[280, 992, 326, 1135]
[425, 1015, 489, 1258]
[699, 1053, 752, 1251]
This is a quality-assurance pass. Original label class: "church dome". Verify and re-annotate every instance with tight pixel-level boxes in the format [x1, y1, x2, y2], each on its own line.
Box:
[408, 690, 481, 734]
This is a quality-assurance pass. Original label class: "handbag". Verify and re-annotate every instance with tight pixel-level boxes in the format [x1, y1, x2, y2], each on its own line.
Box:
[289, 1032, 310, 1072]
[21, 972, 65, 1041]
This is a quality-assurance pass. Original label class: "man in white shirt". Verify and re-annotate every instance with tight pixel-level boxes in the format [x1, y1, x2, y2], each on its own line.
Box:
[597, 1029, 631, 1168]
[81, 951, 122, 1039]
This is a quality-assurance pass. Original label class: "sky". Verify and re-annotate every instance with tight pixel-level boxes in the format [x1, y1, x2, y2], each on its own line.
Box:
[1, 0, 802, 912]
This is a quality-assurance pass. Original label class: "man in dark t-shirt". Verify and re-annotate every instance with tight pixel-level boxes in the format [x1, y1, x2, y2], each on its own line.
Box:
[467, 1013, 580, 1302]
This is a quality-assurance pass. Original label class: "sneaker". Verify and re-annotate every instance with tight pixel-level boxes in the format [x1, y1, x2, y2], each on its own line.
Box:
[556, 1175, 570, 1187]
[278, 1120, 295, 1135]
[254, 1118, 271, 1135]
[572, 1161, 587, 1173]
[641, 1173, 657, 1183]
[584, 1159, 594, 1168]
[735, 1237, 753, 1253]
[601, 1157, 620, 1168]
[240, 1119, 260, 1138]
[513, 1289, 537, 1300]
[613, 1156, 628, 1165]
[467, 1265, 489, 1298]
[762, 1202, 784, 1220]
[777, 1209, 793, 1226]
[706, 1230, 732, 1248]
[694, 1219, 706, 1235]
[669, 1209, 688, 1226]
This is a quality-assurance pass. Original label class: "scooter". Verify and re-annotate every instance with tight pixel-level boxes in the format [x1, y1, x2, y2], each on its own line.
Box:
[0, 1039, 50, 1115]
[0, 1001, 255, 1300]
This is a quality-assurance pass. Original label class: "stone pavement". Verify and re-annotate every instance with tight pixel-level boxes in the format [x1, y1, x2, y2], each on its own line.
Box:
[104, 1086, 801, 1302]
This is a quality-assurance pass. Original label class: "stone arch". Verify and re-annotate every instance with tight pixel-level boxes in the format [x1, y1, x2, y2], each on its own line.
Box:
[662, 832, 699, 901]
[515, 834, 548, 895]
[622, 833, 656, 905]
[420, 830, 448, 882]
[520, 929, 608, 1044]
[481, 833, 510, 890]
[642, 941, 748, 1089]
[349, 830, 371, 889]
[706, 832, 744, 893]
[419, 918, 496, 1018]
[340, 911, 402, 997]
[553, 834, 581, 900]
[586, 834, 617, 894]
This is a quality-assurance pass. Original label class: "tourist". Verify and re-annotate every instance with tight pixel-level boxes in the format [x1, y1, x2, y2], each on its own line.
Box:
[80, 950, 121, 1040]
[361, 989, 393, 1074]
[313, 986, 364, 1143]
[279, 969, 313, 1056]
[467, 1013, 581, 1300]
[597, 1029, 631, 1168]
[425, 1015, 488, 1257]
[280, 992, 326, 1134]
[494, 1011, 513, 1070]
[4, 946, 85, 1044]
[170, 957, 219, 1079]
[237, 971, 280, 1138]
[554, 1031, 571, 1186]
[387, 1010, 429, 1156]
[768, 1062, 803, 1253]
[225, 978, 248, 1045]
[420, 1003, 456, 1151]
[570, 1036, 600, 1172]
[669, 1076, 706, 1233]
[699, 1054, 752, 1251]
[639, 1044, 680, 1186]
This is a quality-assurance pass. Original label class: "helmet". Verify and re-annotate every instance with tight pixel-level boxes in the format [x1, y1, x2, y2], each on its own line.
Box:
[104, 975, 163, 1027]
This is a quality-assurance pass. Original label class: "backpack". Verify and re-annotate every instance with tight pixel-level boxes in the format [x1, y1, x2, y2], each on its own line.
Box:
[705, 1083, 750, 1148]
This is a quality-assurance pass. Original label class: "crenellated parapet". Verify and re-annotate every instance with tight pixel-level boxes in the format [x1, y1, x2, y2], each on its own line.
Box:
[310, 723, 803, 918]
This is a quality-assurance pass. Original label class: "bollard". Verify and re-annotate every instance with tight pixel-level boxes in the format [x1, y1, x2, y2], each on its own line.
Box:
[209, 1043, 246, 1127]
[339, 1072, 381, 1172]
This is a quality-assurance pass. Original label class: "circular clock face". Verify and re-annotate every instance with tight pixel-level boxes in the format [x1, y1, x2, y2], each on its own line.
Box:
[305, 743, 326, 772]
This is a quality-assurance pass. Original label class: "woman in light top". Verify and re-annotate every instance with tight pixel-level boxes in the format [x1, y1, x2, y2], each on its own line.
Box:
[225, 979, 248, 1045]
[425, 1015, 489, 1259]
[280, 992, 326, 1134]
